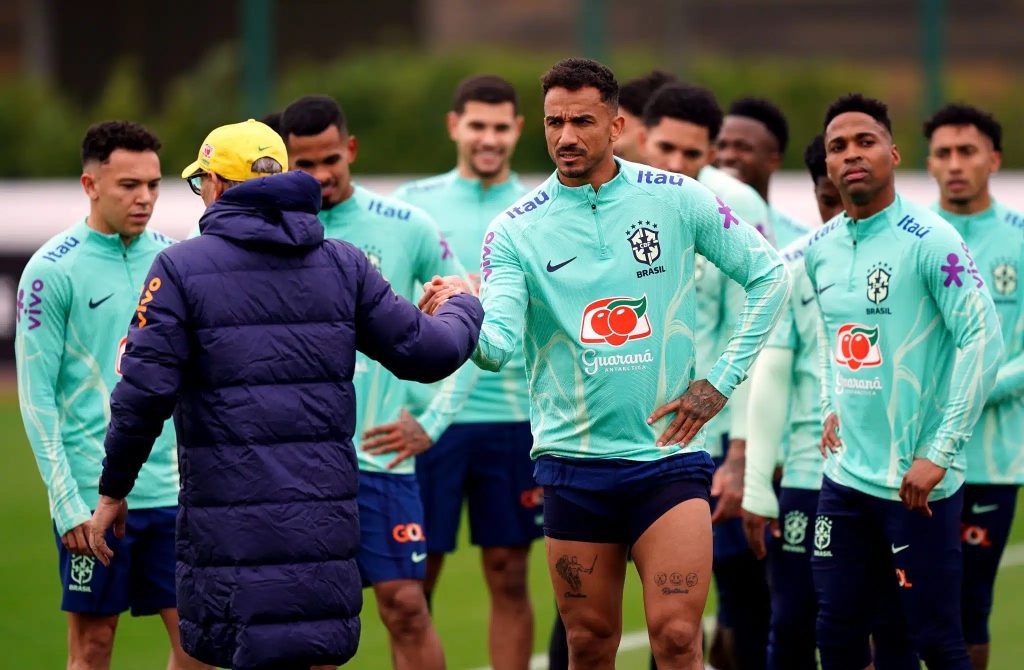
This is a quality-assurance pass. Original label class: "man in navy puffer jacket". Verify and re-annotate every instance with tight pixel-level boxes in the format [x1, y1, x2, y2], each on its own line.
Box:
[82, 120, 483, 670]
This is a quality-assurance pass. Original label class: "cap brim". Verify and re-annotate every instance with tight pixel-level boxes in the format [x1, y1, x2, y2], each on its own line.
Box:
[181, 160, 202, 179]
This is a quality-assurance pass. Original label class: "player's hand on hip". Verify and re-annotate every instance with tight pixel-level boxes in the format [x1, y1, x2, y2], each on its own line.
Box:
[86, 496, 128, 567]
[647, 379, 727, 448]
[820, 413, 842, 456]
[899, 458, 947, 517]
[741, 509, 779, 560]
[362, 409, 433, 469]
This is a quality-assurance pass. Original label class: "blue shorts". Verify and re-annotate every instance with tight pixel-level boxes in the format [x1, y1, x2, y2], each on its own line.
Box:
[416, 421, 542, 553]
[535, 450, 713, 546]
[960, 483, 1019, 645]
[53, 506, 176, 616]
[357, 471, 427, 586]
[813, 477, 970, 670]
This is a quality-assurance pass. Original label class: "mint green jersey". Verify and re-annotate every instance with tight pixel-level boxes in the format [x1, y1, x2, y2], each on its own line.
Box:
[934, 200, 1024, 484]
[771, 206, 811, 251]
[472, 159, 789, 461]
[394, 170, 531, 431]
[769, 235, 825, 489]
[15, 220, 179, 535]
[319, 184, 463, 473]
[694, 165, 773, 455]
[805, 195, 1003, 501]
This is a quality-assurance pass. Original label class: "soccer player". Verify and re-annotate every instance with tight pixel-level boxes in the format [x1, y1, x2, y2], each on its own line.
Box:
[427, 57, 789, 669]
[803, 134, 844, 223]
[717, 97, 810, 248]
[740, 134, 844, 670]
[392, 75, 541, 670]
[807, 94, 1002, 670]
[280, 95, 462, 670]
[14, 122, 207, 670]
[924, 103, 1024, 670]
[613, 70, 678, 163]
[640, 81, 774, 670]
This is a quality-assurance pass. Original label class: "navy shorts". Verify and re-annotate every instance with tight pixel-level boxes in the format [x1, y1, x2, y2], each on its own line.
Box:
[416, 421, 542, 553]
[357, 471, 427, 586]
[53, 506, 176, 616]
[813, 477, 970, 670]
[960, 483, 1019, 645]
[536, 450, 713, 546]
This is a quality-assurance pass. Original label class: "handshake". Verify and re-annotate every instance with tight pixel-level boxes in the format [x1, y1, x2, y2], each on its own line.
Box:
[418, 275, 475, 315]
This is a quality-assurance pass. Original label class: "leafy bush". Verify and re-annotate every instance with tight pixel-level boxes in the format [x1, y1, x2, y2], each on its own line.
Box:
[0, 46, 1020, 177]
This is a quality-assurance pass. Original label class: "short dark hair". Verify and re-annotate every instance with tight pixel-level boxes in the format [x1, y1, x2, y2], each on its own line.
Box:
[81, 121, 161, 166]
[619, 70, 678, 117]
[541, 58, 618, 107]
[823, 93, 892, 135]
[280, 95, 348, 138]
[260, 111, 282, 136]
[923, 103, 1002, 152]
[803, 134, 828, 184]
[642, 83, 723, 139]
[452, 75, 519, 114]
[729, 97, 789, 153]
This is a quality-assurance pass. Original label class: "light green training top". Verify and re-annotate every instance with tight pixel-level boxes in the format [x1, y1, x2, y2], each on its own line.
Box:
[805, 195, 1003, 501]
[15, 220, 180, 535]
[394, 169, 531, 434]
[934, 200, 1024, 484]
[471, 159, 790, 461]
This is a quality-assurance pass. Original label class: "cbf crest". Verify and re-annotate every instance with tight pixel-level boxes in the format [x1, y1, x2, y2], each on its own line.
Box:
[783, 510, 808, 547]
[992, 261, 1017, 296]
[627, 221, 660, 266]
[866, 262, 892, 305]
[70, 555, 95, 591]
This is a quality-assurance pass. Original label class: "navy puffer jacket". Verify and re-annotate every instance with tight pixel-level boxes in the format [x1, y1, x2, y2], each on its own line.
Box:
[100, 171, 482, 669]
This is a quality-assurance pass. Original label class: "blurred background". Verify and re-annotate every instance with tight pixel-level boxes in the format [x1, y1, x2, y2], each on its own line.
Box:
[2, 1, 1024, 667]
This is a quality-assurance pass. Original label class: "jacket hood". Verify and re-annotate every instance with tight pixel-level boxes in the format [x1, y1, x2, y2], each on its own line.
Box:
[199, 171, 324, 248]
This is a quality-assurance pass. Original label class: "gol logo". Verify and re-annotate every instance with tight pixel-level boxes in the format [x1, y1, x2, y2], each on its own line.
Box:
[520, 487, 543, 509]
[580, 295, 652, 347]
[835, 323, 883, 370]
[392, 523, 425, 543]
[135, 277, 162, 328]
[961, 524, 992, 547]
[895, 568, 913, 588]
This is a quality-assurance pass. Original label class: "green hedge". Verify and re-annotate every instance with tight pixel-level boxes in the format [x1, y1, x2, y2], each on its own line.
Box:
[1, 46, 1021, 177]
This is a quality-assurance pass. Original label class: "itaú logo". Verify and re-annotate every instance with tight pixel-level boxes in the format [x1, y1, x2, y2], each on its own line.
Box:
[579, 295, 652, 347]
[834, 323, 882, 370]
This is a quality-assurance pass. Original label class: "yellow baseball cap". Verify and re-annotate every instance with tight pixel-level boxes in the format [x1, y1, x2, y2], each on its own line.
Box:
[180, 119, 288, 181]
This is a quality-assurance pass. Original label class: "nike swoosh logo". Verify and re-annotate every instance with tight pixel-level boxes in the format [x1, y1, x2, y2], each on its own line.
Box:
[816, 282, 836, 295]
[801, 295, 816, 306]
[546, 257, 577, 272]
[411, 552, 427, 563]
[88, 294, 114, 309]
[891, 543, 910, 554]
[971, 503, 1000, 514]
[257, 145, 273, 151]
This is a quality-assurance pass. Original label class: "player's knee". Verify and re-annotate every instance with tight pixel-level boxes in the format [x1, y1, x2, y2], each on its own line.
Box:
[483, 548, 530, 602]
[649, 617, 702, 661]
[69, 618, 117, 667]
[566, 619, 619, 664]
[378, 583, 433, 641]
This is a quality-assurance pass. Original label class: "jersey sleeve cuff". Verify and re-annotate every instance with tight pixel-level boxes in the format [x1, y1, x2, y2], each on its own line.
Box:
[706, 360, 743, 399]
[741, 487, 779, 520]
[924, 440, 957, 470]
[53, 498, 93, 537]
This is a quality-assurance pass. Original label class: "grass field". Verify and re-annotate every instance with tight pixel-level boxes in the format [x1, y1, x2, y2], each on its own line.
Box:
[1, 387, 1022, 669]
